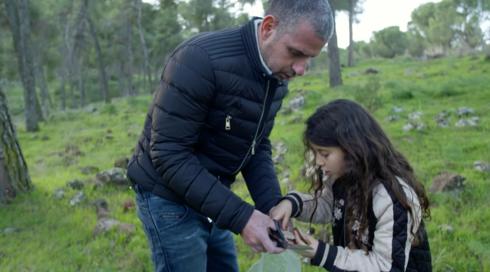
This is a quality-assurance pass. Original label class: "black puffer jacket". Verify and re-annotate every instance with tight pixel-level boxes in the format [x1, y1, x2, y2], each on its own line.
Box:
[127, 18, 288, 234]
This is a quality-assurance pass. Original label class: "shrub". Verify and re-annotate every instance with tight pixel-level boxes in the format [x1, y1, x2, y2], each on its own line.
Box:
[385, 80, 416, 100]
[352, 75, 382, 112]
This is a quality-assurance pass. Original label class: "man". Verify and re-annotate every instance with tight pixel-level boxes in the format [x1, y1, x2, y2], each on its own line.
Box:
[127, 0, 334, 271]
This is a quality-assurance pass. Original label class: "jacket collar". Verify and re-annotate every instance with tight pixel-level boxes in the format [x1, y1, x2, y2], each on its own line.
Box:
[241, 17, 282, 83]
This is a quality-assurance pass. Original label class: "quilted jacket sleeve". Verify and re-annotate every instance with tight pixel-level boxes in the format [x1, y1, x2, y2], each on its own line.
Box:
[284, 188, 334, 224]
[150, 44, 254, 234]
[242, 137, 282, 214]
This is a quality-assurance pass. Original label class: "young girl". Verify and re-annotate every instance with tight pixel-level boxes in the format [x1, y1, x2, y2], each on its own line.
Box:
[270, 99, 431, 271]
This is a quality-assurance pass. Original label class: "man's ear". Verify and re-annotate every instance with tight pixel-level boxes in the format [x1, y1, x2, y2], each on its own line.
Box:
[260, 15, 279, 40]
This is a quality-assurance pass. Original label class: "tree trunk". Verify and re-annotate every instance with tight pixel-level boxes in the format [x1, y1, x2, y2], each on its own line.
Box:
[347, 0, 354, 67]
[118, 60, 128, 97]
[87, 14, 110, 104]
[327, 8, 343, 88]
[136, 0, 152, 93]
[78, 58, 86, 107]
[126, 15, 135, 96]
[59, 72, 67, 110]
[34, 91, 45, 122]
[34, 56, 52, 117]
[4, 0, 39, 132]
[59, 10, 72, 111]
[0, 87, 32, 204]
[71, 0, 88, 108]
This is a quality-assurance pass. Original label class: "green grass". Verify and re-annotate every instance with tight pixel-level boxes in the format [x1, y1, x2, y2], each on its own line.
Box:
[1, 54, 490, 271]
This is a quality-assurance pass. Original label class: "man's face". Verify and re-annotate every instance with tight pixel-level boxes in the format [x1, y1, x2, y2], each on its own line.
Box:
[259, 16, 326, 81]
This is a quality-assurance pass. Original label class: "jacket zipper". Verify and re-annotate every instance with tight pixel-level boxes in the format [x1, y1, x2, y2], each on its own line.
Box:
[225, 115, 232, 131]
[231, 80, 271, 174]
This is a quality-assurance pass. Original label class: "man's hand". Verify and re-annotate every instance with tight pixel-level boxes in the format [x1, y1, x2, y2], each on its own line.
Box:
[269, 199, 293, 230]
[240, 210, 285, 254]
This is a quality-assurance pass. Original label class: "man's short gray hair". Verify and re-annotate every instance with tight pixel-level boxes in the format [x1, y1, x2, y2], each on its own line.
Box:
[265, 0, 335, 41]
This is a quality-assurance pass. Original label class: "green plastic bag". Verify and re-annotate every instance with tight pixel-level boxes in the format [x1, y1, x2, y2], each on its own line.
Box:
[247, 250, 302, 272]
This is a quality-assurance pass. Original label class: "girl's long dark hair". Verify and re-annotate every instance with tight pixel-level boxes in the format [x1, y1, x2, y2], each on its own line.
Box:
[304, 99, 430, 250]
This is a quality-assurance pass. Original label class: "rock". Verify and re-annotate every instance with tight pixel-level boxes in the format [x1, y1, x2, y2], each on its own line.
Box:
[403, 122, 425, 132]
[386, 115, 399, 122]
[53, 188, 65, 199]
[62, 144, 84, 166]
[93, 199, 135, 236]
[94, 199, 111, 218]
[93, 218, 121, 236]
[438, 224, 454, 233]
[272, 141, 288, 165]
[80, 166, 100, 175]
[403, 123, 414, 132]
[391, 106, 404, 113]
[95, 168, 130, 187]
[474, 161, 490, 173]
[288, 95, 305, 111]
[280, 106, 293, 116]
[116, 223, 136, 234]
[456, 107, 475, 117]
[435, 111, 450, 128]
[64, 144, 83, 157]
[430, 172, 465, 193]
[69, 191, 85, 206]
[3, 227, 20, 234]
[408, 111, 423, 120]
[114, 157, 129, 169]
[403, 111, 425, 131]
[364, 67, 379, 74]
[455, 117, 479, 127]
[66, 179, 85, 190]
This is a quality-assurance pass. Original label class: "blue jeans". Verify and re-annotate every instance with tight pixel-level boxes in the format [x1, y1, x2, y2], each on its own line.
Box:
[134, 185, 239, 272]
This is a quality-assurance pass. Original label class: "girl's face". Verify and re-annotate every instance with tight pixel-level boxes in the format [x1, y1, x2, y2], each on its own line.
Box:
[310, 143, 346, 182]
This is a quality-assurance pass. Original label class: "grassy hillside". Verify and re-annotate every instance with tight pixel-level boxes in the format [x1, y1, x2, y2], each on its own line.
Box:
[1, 55, 489, 271]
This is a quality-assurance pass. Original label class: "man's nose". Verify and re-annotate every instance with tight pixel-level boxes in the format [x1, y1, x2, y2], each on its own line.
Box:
[292, 59, 309, 76]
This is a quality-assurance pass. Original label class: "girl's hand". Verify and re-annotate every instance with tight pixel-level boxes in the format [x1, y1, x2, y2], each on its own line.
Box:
[269, 200, 293, 230]
[293, 228, 319, 259]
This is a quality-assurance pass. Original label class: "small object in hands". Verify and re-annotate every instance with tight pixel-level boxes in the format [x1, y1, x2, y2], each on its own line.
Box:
[269, 221, 313, 254]
[286, 239, 313, 254]
[287, 243, 314, 255]
[285, 227, 314, 254]
[269, 220, 288, 248]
